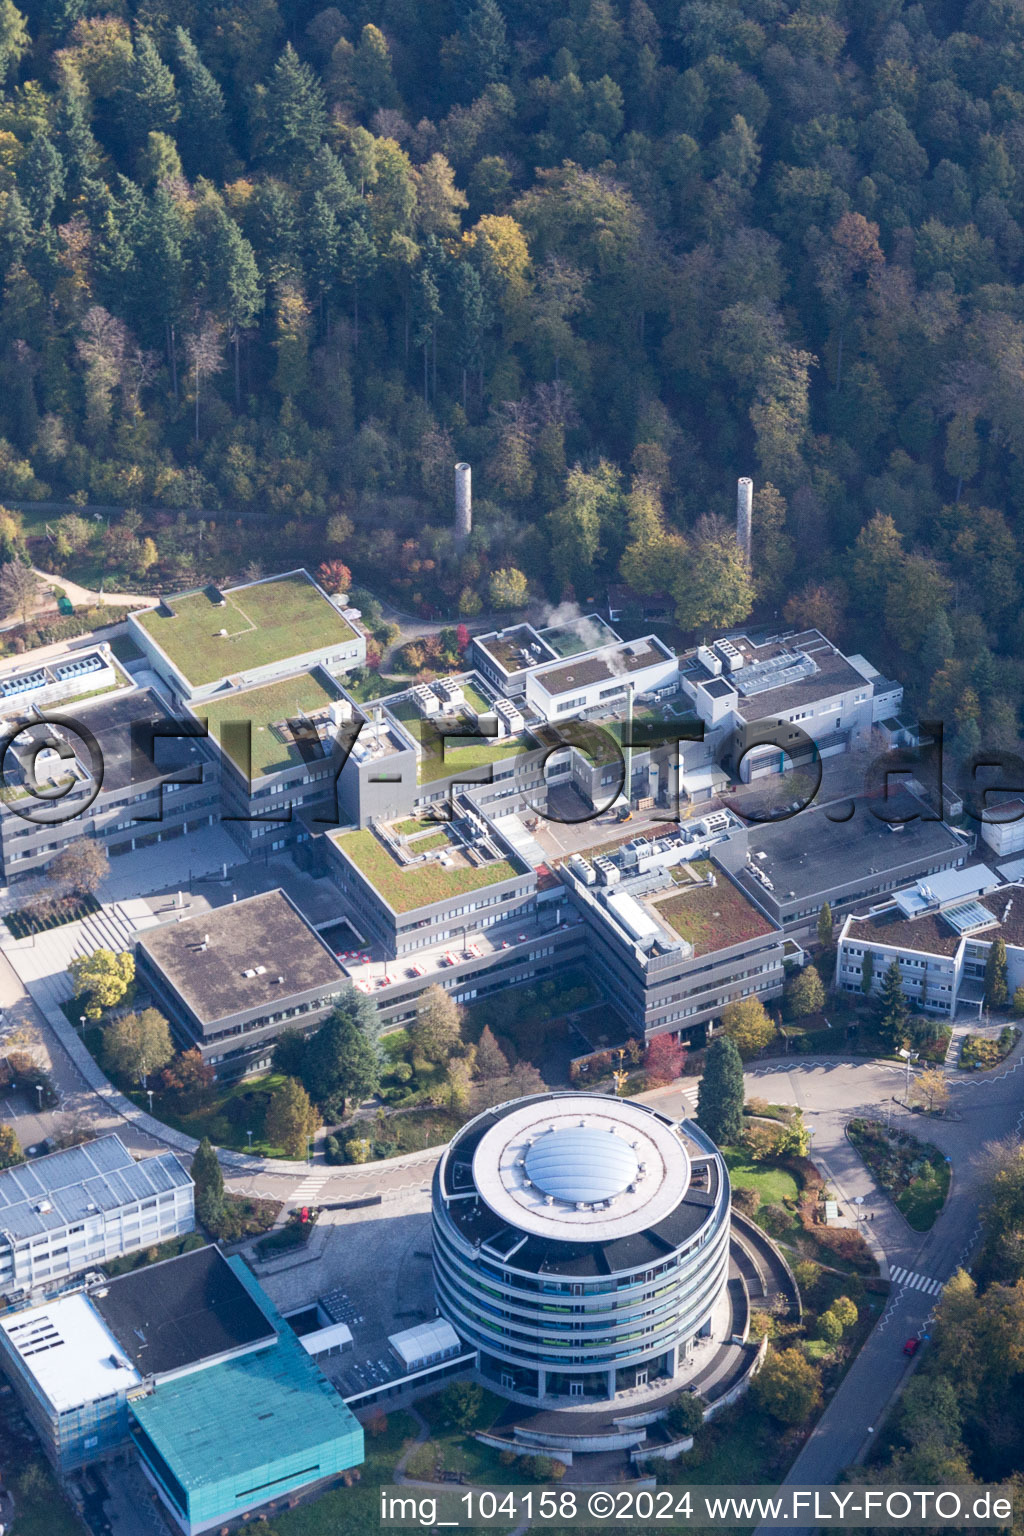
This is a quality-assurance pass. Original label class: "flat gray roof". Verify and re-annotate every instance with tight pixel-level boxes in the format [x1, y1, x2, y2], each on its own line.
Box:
[738, 790, 966, 905]
[0, 1135, 191, 1243]
[136, 889, 345, 1026]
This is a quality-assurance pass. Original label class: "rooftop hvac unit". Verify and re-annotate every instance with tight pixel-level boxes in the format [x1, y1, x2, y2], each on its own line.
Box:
[714, 638, 744, 671]
[696, 644, 722, 676]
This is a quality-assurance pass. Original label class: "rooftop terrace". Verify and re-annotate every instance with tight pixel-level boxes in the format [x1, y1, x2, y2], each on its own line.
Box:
[387, 696, 533, 784]
[331, 823, 525, 912]
[135, 572, 355, 688]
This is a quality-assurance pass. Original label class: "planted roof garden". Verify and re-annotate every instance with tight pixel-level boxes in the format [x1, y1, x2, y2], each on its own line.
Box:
[654, 861, 775, 955]
[332, 826, 524, 912]
[136, 572, 355, 687]
[193, 671, 340, 778]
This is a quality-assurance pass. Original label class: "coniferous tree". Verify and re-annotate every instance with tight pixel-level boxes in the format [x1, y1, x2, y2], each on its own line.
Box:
[697, 1035, 744, 1146]
[302, 1005, 380, 1118]
[861, 949, 874, 996]
[53, 71, 100, 196]
[262, 43, 328, 170]
[121, 33, 180, 152]
[19, 136, 64, 225]
[878, 960, 909, 1049]
[985, 938, 1009, 1010]
[817, 903, 833, 946]
[173, 28, 233, 179]
[191, 1135, 225, 1228]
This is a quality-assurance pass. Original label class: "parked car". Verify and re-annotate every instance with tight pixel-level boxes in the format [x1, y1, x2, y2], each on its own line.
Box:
[903, 1337, 920, 1357]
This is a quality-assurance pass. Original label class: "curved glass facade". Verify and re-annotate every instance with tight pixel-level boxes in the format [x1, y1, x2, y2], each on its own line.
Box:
[431, 1097, 731, 1399]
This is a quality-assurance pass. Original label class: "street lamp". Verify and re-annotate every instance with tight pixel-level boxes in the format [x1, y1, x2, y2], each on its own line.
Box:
[35, 1083, 43, 1110]
[146, 1089, 154, 1114]
[79, 1015, 86, 1032]
[246, 1130, 253, 1150]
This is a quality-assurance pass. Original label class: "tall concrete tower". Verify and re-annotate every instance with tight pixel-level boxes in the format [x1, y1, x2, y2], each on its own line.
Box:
[454, 462, 472, 548]
[736, 476, 753, 563]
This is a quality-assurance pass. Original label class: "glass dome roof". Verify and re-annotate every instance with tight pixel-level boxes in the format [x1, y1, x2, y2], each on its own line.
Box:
[524, 1126, 640, 1205]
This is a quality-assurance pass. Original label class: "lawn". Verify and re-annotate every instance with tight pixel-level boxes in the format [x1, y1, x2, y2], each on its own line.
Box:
[723, 1147, 800, 1204]
[193, 669, 341, 777]
[135, 572, 355, 687]
[847, 1117, 950, 1230]
[654, 861, 775, 955]
[67, 1024, 300, 1158]
[332, 826, 524, 913]
[267, 1412, 421, 1536]
[138, 1071, 298, 1157]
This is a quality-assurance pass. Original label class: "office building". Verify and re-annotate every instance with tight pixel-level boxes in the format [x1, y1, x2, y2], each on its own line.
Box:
[836, 865, 1020, 1018]
[135, 889, 349, 1078]
[129, 570, 365, 705]
[560, 821, 784, 1039]
[0, 1245, 364, 1531]
[432, 1092, 730, 1403]
[0, 1135, 193, 1296]
[0, 686, 219, 883]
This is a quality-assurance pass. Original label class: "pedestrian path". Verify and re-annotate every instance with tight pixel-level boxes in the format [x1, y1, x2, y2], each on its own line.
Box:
[889, 1265, 944, 1296]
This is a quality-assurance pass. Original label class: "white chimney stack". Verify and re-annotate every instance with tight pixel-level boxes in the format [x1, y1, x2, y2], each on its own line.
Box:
[454, 462, 472, 548]
[737, 477, 753, 563]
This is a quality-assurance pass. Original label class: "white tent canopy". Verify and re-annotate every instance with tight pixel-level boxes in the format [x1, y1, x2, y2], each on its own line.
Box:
[388, 1318, 461, 1371]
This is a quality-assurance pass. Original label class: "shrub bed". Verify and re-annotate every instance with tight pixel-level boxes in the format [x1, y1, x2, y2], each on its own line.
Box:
[5, 892, 100, 937]
[847, 1118, 950, 1230]
[958, 1026, 1020, 1070]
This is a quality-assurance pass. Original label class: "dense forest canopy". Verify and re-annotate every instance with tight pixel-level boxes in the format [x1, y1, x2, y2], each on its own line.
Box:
[1, 0, 1023, 753]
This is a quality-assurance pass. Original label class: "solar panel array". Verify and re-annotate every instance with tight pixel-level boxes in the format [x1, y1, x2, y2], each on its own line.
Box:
[734, 650, 819, 698]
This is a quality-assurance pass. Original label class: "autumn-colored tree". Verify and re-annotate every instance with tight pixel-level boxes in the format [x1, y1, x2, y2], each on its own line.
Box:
[644, 1033, 686, 1085]
[317, 558, 352, 594]
[720, 997, 776, 1059]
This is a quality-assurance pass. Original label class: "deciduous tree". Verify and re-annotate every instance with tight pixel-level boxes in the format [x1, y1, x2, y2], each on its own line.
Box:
[266, 1077, 320, 1159]
[644, 1032, 686, 1085]
[411, 985, 463, 1063]
[720, 997, 775, 1059]
[69, 948, 134, 1019]
[102, 1007, 173, 1084]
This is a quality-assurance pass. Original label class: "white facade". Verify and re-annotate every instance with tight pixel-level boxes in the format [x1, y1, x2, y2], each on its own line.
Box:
[836, 881, 1024, 1018]
[525, 637, 678, 722]
[980, 801, 1024, 857]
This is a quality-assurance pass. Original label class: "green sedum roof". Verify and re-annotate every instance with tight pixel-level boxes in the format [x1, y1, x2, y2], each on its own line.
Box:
[136, 572, 355, 688]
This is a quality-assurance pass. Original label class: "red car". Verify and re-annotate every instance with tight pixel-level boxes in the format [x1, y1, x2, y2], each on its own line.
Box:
[903, 1337, 920, 1357]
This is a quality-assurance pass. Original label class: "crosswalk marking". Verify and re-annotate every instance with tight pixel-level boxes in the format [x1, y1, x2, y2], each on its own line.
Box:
[291, 1171, 333, 1202]
[889, 1265, 944, 1296]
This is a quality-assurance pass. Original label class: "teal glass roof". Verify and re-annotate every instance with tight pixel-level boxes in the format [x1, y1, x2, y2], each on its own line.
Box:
[128, 1258, 362, 1490]
[524, 1126, 639, 1204]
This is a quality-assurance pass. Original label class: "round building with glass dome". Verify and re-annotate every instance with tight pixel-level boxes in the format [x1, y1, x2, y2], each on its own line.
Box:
[431, 1092, 731, 1403]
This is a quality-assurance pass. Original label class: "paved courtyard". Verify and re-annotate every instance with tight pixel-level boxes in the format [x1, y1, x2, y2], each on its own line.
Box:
[255, 1190, 436, 1400]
